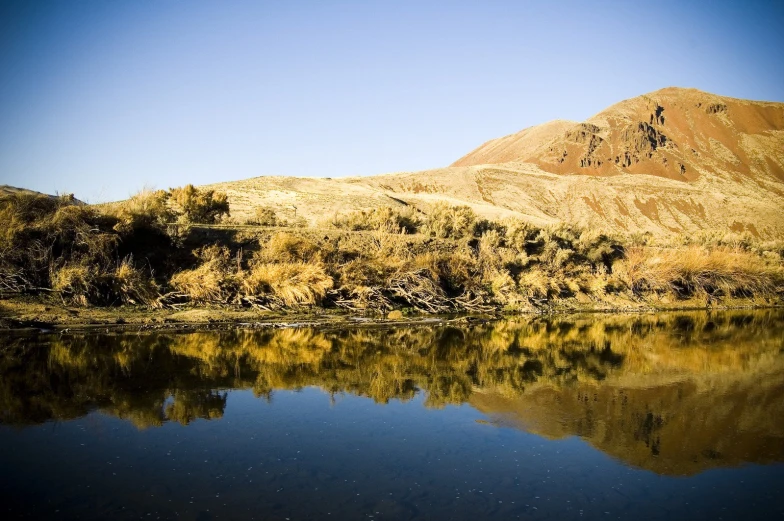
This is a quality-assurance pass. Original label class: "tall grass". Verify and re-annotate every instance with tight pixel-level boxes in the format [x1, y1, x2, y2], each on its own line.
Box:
[242, 262, 333, 306]
[619, 246, 783, 297]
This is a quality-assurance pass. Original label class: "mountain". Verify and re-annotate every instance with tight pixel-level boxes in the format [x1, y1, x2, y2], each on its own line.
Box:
[203, 88, 784, 237]
[452, 87, 784, 182]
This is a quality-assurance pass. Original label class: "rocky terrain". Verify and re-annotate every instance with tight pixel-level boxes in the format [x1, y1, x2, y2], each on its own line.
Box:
[206, 87, 784, 237]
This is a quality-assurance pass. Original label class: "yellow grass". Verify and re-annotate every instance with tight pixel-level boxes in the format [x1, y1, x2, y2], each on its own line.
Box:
[242, 262, 333, 306]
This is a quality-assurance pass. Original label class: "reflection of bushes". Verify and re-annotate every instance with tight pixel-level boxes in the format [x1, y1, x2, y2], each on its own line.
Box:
[2, 311, 782, 428]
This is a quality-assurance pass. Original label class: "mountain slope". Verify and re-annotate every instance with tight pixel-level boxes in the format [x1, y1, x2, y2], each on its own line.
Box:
[205, 88, 784, 238]
[452, 87, 784, 184]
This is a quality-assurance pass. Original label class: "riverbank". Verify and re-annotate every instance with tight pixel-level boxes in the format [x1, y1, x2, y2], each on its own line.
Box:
[2, 192, 782, 327]
[2, 293, 780, 334]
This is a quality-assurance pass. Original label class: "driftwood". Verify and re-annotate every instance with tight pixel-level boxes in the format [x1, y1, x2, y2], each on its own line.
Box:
[156, 291, 191, 308]
[238, 295, 283, 311]
[454, 289, 496, 313]
[328, 287, 392, 312]
[386, 270, 452, 313]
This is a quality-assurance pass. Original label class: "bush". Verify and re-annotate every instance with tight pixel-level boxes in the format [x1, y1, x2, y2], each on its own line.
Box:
[618, 246, 783, 297]
[422, 203, 477, 239]
[108, 188, 174, 233]
[241, 262, 333, 307]
[330, 206, 420, 234]
[246, 207, 281, 226]
[0, 193, 118, 291]
[169, 184, 230, 224]
[170, 246, 238, 302]
[256, 232, 321, 263]
[112, 256, 161, 307]
[51, 263, 97, 306]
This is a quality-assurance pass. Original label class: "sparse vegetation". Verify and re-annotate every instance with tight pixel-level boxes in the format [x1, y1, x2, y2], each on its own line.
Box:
[1, 191, 782, 317]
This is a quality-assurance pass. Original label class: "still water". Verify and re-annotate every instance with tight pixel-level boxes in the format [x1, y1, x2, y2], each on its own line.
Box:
[1, 311, 783, 520]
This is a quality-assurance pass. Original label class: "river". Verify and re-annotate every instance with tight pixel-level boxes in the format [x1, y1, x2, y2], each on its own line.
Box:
[1, 310, 783, 520]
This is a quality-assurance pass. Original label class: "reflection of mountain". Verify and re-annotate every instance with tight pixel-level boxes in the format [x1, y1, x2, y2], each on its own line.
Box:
[1, 310, 783, 475]
[471, 370, 784, 476]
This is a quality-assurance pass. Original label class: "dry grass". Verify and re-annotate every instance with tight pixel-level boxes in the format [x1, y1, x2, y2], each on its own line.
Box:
[329, 206, 420, 234]
[619, 246, 784, 297]
[102, 188, 174, 233]
[256, 232, 322, 263]
[112, 256, 161, 307]
[170, 246, 238, 303]
[242, 262, 333, 307]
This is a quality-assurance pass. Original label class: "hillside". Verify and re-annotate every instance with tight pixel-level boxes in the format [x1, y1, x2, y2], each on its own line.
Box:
[1, 185, 55, 198]
[206, 88, 784, 238]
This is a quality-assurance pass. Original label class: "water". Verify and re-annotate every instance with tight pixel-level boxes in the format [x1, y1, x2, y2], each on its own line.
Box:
[1, 310, 783, 520]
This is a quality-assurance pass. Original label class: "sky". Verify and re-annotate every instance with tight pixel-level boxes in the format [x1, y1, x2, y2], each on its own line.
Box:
[1, 0, 783, 202]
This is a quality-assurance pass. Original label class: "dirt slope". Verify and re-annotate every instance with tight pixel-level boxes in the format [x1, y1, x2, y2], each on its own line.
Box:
[204, 88, 784, 238]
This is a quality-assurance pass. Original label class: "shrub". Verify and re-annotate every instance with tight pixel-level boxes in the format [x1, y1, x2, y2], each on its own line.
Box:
[169, 184, 230, 224]
[618, 246, 783, 297]
[422, 203, 477, 239]
[108, 188, 174, 233]
[246, 207, 280, 226]
[241, 262, 333, 306]
[0, 193, 117, 291]
[256, 232, 321, 263]
[111, 256, 160, 307]
[51, 263, 96, 306]
[331, 206, 420, 234]
[170, 246, 238, 302]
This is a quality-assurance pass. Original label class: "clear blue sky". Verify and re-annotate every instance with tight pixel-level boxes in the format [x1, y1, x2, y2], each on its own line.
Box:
[1, 0, 783, 202]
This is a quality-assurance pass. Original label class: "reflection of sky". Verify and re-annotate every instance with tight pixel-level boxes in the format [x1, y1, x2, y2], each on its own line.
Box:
[1, 0, 783, 201]
[1, 388, 783, 520]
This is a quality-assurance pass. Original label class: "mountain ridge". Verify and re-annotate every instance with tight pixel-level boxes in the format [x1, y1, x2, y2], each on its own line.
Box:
[203, 87, 784, 237]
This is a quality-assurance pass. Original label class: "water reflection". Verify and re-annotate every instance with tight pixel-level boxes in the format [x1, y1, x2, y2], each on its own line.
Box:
[1, 310, 783, 476]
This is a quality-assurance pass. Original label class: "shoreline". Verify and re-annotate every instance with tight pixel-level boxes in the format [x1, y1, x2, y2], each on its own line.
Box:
[1, 296, 781, 336]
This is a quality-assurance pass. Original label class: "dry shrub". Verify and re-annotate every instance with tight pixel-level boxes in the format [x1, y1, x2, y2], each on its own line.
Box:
[386, 269, 451, 313]
[51, 264, 96, 306]
[619, 246, 783, 297]
[257, 232, 322, 263]
[519, 269, 559, 299]
[107, 188, 174, 233]
[246, 207, 280, 226]
[501, 219, 540, 253]
[112, 256, 161, 307]
[330, 206, 420, 234]
[169, 184, 230, 224]
[52, 257, 161, 307]
[487, 268, 524, 305]
[241, 262, 333, 306]
[0, 193, 118, 291]
[335, 257, 392, 289]
[423, 202, 477, 239]
[170, 246, 237, 302]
